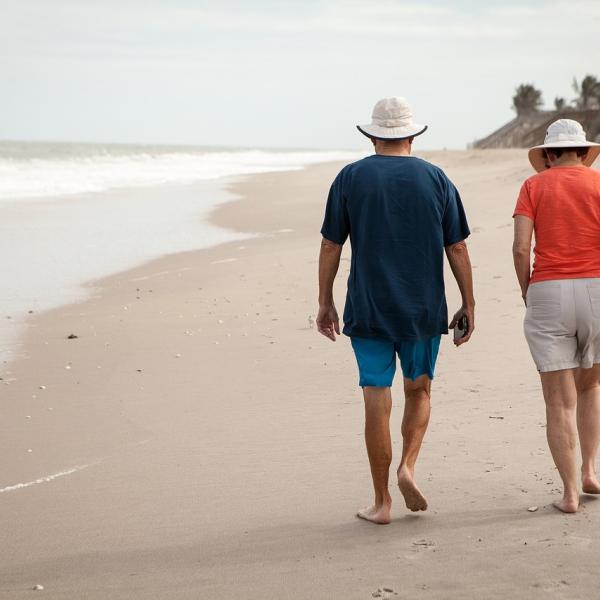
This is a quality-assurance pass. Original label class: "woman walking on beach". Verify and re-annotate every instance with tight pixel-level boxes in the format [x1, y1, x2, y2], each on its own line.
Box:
[513, 119, 600, 513]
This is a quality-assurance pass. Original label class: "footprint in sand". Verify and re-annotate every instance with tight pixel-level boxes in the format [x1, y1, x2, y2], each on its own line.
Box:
[532, 580, 569, 592]
[412, 539, 435, 549]
[372, 587, 397, 598]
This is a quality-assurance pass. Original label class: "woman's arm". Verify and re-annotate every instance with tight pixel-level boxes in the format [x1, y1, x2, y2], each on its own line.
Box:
[512, 215, 534, 303]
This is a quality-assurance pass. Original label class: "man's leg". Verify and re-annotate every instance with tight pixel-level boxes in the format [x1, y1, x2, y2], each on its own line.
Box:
[357, 386, 393, 524]
[575, 364, 600, 494]
[541, 369, 579, 513]
[397, 375, 431, 512]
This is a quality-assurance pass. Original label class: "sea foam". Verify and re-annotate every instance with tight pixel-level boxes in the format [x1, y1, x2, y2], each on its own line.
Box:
[0, 143, 361, 202]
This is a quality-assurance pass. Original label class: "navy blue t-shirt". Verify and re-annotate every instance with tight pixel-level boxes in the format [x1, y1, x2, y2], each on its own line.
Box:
[321, 154, 470, 341]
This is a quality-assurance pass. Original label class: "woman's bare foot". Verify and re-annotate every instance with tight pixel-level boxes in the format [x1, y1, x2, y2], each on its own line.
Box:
[397, 466, 428, 512]
[552, 495, 579, 513]
[582, 475, 600, 494]
[356, 502, 391, 525]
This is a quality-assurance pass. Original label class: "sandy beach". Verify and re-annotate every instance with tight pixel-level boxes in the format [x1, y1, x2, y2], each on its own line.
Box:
[2, 150, 600, 599]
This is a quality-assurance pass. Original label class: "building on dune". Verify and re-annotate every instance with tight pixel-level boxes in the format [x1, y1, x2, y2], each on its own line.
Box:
[474, 77, 600, 149]
[474, 108, 600, 149]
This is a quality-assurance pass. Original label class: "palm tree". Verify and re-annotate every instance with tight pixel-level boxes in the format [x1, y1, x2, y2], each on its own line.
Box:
[572, 75, 600, 109]
[554, 97, 567, 111]
[512, 84, 543, 116]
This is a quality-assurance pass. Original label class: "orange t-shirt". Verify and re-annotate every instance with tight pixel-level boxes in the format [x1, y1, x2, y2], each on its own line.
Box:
[513, 166, 600, 283]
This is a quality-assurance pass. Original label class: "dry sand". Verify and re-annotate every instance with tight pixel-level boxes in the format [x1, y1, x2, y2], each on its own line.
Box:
[1, 150, 599, 599]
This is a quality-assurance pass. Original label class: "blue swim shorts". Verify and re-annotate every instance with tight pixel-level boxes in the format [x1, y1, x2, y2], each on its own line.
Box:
[350, 336, 441, 387]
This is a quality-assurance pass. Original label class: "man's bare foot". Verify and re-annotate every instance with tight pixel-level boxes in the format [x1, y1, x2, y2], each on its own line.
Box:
[552, 496, 579, 513]
[582, 475, 600, 494]
[397, 466, 428, 512]
[356, 503, 391, 525]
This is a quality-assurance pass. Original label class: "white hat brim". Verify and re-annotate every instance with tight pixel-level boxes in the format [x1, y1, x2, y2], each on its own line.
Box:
[528, 141, 600, 172]
[357, 123, 428, 141]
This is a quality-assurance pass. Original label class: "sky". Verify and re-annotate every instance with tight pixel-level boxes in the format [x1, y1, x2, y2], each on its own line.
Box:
[1, 0, 599, 150]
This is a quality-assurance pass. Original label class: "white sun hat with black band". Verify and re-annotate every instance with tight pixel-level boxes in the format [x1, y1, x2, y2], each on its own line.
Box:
[528, 118, 600, 172]
[357, 97, 428, 141]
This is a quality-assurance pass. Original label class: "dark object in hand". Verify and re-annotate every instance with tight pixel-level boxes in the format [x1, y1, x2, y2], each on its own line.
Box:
[453, 315, 468, 341]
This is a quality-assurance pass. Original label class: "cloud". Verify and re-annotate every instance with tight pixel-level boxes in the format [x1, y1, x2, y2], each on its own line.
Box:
[2, 0, 599, 66]
[5, 0, 599, 60]
[1, 0, 599, 148]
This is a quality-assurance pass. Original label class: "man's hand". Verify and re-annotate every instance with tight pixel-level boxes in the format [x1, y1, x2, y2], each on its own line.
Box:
[317, 304, 340, 341]
[318, 237, 343, 341]
[449, 305, 475, 347]
[445, 240, 475, 348]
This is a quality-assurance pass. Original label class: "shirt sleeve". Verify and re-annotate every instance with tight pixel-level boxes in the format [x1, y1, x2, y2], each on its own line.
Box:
[320, 171, 349, 245]
[513, 181, 535, 219]
[442, 180, 470, 246]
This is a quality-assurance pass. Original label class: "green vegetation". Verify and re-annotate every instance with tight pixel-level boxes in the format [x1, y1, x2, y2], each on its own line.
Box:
[512, 74, 600, 115]
[554, 97, 566, 111]
[512, 84, 543, 116]
[572, 75, 600, 110]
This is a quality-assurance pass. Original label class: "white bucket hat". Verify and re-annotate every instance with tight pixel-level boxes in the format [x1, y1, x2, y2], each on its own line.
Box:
[357, 97, 428, 141]
[528, 118, 600, 172]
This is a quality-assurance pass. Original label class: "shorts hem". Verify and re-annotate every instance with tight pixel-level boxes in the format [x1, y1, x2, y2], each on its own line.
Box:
[579, 357, 600, 370]
[537, 361, 580, 373]
[402, 370, 435, 382]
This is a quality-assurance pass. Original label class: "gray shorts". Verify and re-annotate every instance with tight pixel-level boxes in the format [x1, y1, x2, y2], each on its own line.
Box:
[524, 278, 600, 372]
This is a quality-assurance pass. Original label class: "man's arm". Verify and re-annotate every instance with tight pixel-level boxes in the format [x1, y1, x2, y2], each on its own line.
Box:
[317, 237, 343, 341]
[445, 240, 475, 346]
[512, 215, 534, 304]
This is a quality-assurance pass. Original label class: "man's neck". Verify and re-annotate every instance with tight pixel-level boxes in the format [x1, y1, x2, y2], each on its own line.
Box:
[375, 148, 411, 157]
[373, 138, 412, 156]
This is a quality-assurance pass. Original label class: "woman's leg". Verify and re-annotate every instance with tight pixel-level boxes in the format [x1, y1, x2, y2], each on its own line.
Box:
[575, 364, 600, 493]
[541, 369, 579, 513]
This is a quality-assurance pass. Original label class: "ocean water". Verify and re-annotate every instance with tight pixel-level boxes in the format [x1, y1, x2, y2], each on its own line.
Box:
[0, 141, 359, 201]
[0, 141, 361, 365]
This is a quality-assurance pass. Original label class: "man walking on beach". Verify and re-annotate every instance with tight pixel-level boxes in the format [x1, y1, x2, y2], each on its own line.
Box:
[317, 97, 475, 524]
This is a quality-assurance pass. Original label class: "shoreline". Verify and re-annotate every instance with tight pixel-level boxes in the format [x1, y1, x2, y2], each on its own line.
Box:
[4, 150, 600, 599]
[0, 178, 249, 369]
[0, 144, 363, 366]
[0, 159, 350, 486]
